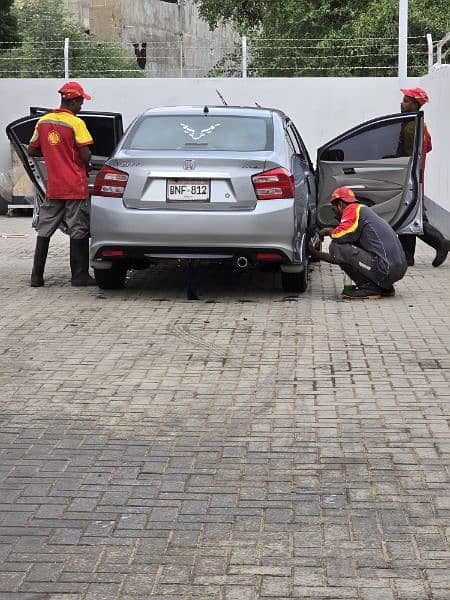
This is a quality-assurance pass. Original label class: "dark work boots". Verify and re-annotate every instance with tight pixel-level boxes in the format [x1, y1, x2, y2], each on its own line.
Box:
[30, 236, 50, 287]
[342, 283, 383, 300]
[399, 234, 416, 267]
[70, 237, 97, 286]
[400, 226, 449, 268]
[420, 222, 450, 267]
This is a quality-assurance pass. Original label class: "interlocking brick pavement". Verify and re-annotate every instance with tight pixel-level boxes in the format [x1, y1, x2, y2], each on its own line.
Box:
[0, 214, 449, 599]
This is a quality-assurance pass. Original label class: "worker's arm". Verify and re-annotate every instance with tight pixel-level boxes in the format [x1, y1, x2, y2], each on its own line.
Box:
[79, 145, 92, 166]
[319, 227, 333, 239]
[74, 118, 93, 167]
[308, 240, 336, 264]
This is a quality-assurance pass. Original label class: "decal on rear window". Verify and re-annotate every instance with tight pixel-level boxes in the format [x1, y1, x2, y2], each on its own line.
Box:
[180, 122, 221, 141]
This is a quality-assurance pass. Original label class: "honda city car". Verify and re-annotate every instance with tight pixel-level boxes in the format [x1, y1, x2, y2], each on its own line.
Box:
[7, 105, 424, 292]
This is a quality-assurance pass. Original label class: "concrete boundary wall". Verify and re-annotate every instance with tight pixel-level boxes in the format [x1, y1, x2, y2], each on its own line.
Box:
[1, 71, 449, 210]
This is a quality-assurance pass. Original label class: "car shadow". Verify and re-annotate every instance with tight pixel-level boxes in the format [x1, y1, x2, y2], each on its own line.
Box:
[119, 261, 301, 302]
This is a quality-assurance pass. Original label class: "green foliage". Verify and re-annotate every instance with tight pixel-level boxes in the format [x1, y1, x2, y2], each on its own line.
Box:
[193, 0, 267, 32]
[0, 0, 144, 78]
[195, 0, 450, 76]
[0, 0, 19, 49]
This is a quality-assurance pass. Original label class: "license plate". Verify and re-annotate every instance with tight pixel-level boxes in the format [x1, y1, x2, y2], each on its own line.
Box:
[166, 179, 210, 202]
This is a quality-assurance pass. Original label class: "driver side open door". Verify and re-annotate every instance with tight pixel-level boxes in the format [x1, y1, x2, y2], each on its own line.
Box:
[316, 112, 423, 234]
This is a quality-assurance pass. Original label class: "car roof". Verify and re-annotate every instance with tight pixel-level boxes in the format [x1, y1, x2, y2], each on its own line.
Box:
[140, 105, 287, 119]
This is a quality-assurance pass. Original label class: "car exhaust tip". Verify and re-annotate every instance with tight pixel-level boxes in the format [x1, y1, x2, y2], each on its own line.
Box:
[235, 256, 249, 269]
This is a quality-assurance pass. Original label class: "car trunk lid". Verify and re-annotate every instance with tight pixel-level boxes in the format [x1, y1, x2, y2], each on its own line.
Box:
[112, 153, 270, 211]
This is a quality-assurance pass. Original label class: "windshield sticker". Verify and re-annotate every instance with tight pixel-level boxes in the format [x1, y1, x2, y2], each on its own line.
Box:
[180, 122, 221, 141]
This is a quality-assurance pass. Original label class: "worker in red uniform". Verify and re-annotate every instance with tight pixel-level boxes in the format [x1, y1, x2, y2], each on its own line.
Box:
[397, 87, 449, 267]
[28, 81, 96, 287]
[308, 187, 407, 299]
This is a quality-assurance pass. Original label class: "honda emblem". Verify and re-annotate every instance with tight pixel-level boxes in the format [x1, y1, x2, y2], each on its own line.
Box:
[183, 159, 196, 170]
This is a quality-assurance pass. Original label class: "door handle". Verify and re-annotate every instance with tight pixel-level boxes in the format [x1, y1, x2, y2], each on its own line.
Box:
[343, 168, 355, 175]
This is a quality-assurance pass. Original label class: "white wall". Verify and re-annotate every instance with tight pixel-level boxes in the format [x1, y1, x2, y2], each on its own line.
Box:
[419, 69, 450, 213]
[1, 71, 449, 210]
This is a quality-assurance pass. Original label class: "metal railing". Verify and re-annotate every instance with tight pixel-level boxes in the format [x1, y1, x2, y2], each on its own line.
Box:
[0, 35, 435, 78]
[427, 32, 450, 72]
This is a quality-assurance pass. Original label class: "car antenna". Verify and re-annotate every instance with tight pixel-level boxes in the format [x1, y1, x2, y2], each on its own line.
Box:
[203, 105, 209, 115]
[255, 102, 262, 107]
[216, 89, 228, 106]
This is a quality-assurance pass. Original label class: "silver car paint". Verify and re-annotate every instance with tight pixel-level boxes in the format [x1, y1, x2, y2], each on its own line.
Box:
[91, 106, 309, 268]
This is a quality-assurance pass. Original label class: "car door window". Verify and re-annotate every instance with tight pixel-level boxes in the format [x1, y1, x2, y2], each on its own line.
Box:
[321, 118, 416, 162]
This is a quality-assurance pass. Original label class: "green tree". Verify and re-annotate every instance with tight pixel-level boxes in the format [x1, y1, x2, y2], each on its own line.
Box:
[195, 0, 450, 76]
[0, 0, 19, 49]
[0, 0, 144, 78]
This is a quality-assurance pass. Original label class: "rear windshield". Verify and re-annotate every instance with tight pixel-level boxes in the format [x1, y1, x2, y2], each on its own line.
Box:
[124, 115, 273, 152]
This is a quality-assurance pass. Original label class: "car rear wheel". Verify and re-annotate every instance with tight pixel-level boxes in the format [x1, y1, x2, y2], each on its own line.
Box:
[94, 265, 127, 289]
[0, 197, 8, 216]
[281, 264, 308, 293]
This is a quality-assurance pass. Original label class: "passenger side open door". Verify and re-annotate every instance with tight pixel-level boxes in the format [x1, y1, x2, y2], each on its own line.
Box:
[316, 112, 423, 234]
[6, 109, 123, 203]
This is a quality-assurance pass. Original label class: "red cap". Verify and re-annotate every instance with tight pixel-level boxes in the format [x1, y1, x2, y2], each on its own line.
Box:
[58, 81, 92, 100]
[400, 87, 429, 106]
[330, 187, 357, 204]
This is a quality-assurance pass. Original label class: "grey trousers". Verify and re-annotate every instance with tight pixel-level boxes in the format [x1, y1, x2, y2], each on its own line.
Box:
[36, 199, 90, 239]
[329, 241, 407, 289]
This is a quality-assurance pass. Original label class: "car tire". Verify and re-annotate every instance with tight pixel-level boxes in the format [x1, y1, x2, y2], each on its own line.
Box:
[281, 264, 308, 293]
[0, 197, 8, 216]
[94, 265, 127, 289]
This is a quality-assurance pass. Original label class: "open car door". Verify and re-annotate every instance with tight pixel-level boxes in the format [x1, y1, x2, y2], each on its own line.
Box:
[6, 109, 123, 217]
[316, 112, 423, 234]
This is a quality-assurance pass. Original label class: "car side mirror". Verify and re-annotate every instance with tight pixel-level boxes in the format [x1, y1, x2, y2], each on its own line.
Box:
[322, 148, 344, 161]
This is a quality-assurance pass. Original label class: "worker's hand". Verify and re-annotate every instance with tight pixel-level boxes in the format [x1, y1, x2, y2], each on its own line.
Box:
[319, 228, 333, 240]
[308, 240, 319, 256]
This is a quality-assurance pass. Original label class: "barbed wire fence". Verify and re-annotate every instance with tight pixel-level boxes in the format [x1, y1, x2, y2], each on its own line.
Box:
[0, 34, 447, 78]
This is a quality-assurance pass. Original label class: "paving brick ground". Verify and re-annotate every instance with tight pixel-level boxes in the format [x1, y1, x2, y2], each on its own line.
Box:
[0, 214, 449, 600]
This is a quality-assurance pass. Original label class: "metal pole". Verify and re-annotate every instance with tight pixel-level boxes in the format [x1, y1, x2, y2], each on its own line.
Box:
[398, 0, 408, 81]
[178, 0, 183, 77]
[242, 35, 247, 78]
[180, 34, 183, 77]
[64, 37, 69, 79]
[426, 33, 433, 73]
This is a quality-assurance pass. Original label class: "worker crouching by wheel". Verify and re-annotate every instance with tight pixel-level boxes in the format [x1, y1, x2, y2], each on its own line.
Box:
[308, 187, 407, 300]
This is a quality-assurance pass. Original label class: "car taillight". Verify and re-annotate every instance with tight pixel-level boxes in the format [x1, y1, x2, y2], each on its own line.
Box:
[93, 165, 128, 198]
[252, 167, 295, 200]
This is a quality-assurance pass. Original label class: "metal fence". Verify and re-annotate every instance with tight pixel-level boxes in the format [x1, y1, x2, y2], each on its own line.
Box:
[0, 34, 448, 78]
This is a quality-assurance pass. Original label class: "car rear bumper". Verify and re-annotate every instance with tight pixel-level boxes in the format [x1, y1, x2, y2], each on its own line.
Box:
[90, 196, 298, 263]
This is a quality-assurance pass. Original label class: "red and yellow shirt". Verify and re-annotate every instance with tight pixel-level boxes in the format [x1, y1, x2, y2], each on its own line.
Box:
[330, 203, 406, 276]
[331, 203, 362, 240]
[29, 108, 93, 200]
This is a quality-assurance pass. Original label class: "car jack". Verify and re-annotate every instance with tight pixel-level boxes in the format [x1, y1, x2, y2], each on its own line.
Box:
[186, 260, 199, 301]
